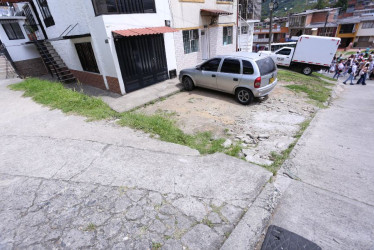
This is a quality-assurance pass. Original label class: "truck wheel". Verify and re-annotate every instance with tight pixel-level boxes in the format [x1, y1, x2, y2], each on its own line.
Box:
[302, 66, 313, 75]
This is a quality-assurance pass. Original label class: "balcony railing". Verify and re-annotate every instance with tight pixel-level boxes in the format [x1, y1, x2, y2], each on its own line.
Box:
[92, 0, 156, 16]
[23, 24, 46, 41]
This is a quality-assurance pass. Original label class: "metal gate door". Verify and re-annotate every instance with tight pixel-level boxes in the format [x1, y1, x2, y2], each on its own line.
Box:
[114, 34, 168, 93]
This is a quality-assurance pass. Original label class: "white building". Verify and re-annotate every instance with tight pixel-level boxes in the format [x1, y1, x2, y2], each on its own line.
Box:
[0, 4, 47, 77]
[0, 0, 259, 95]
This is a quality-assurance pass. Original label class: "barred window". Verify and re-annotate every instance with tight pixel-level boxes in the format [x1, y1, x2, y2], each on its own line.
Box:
[223, 26, 233, 45]
[362, 21, 374, 29]
[183, 29, 199, 54]
[75, 42, 100, 73]
[2, 23, 25, 40]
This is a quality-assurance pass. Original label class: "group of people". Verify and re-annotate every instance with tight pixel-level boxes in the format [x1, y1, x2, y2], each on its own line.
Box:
[330, 49, 373, 85]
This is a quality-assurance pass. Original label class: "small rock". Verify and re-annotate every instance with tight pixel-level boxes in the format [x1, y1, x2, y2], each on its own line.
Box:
[220, 205, 243, 224]
[125, 206, 144, 220]
[148, 219, 166, 234]
[222, 139, 232, 148]
[148, 192, 163, 205]
[172, 197, 207, 221]
[257, 134, 270, 139]
[208, 212, 222, 224]
[245, 154, 273, 166]
[181, 224, 221, 250]
[126, 189, 147, 202]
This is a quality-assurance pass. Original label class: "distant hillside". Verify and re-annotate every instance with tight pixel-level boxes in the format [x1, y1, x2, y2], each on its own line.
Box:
[261, 0, 317, 20]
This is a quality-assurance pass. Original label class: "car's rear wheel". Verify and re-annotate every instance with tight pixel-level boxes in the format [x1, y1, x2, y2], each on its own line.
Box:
[182, 76, 195, 91]
[302, 66, 313, 75]
[235, 88, 254, 105]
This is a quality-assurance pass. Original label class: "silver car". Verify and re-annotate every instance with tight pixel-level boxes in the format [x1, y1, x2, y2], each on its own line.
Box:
[179, 52, 278, 105]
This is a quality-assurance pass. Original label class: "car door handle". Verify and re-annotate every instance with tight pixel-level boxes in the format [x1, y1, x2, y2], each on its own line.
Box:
[233, 78, 238, 81]
[212, 74, 216, 77]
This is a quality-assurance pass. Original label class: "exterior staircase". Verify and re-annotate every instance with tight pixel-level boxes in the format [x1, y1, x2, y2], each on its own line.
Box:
[0, 55, 18, 80]
[35, 41, 76, 83]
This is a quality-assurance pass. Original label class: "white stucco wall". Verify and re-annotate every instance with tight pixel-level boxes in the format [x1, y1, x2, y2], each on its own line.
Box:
[356, 23, 374, 36]
[170, 1, 237, 28]
[32, 0, 90, 39]
[174, 25, 237, 72]
[0, 18, 40, 62]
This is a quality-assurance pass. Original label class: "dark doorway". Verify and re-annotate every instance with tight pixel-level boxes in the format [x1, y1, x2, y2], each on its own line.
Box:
[114, 34, 168, 93]
[339, 37, 353, 48]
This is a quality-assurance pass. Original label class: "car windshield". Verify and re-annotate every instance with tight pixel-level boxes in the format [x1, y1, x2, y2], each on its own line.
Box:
[256, 57, 276, 76]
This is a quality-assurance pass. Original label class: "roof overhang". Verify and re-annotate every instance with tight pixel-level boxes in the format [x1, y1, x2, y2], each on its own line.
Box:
[113, 26, 177, 37]
[63, 33, 91, 40]
[200, 9, 233, 16]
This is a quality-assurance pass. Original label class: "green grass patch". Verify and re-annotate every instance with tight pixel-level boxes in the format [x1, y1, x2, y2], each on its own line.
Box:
[10, 78, 242, 156]
[118, 113, 232, 155]
[278, 69, 334, 106]
[314, 72, 337, 82]
[9, 78, 117, 120]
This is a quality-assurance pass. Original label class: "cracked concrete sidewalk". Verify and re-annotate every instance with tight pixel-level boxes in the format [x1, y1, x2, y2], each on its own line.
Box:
[0, 78, 272, 249]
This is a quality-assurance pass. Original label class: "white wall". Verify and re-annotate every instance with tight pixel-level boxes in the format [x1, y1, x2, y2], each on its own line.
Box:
[356, 23, 374, 36]
[32, 0, 90, 39]
[170, 1, 237, 28]
[0, 18, 40, 62]
[174, 25, 237, 72]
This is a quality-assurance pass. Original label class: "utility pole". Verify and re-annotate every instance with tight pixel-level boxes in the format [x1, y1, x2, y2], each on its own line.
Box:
[268, 1, 274, 50]
[268, 0, 278, 50]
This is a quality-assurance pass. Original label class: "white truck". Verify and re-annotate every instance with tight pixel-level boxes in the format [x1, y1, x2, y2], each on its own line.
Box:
[261, 35, 341, 75]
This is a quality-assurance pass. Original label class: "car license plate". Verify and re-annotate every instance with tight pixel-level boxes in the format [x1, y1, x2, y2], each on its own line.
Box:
[269, 77, 275, 84]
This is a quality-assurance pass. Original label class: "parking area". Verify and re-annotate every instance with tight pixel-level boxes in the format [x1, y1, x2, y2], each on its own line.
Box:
[137, 79, 318, 166]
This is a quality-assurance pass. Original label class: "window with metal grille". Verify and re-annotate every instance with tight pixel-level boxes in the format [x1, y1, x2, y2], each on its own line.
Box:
[75, 42, 100, 74]
[183, 29, 199, 54]
[23, 4, 39, 31]
[223, 26, 233, 45]
[36, 0, 55, 27]
[2, 23, 25, 40]
[92, 0, 156, 15]
[362, 21, 374, 29]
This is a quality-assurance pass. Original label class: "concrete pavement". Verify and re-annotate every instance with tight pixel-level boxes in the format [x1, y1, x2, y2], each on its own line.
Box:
[0, 78, 271, 249]
[268, 79, 374, 249]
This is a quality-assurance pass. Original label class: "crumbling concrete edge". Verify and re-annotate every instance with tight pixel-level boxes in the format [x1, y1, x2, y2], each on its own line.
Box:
[220, 174, 292, 250]
[221, 81, 345, 250]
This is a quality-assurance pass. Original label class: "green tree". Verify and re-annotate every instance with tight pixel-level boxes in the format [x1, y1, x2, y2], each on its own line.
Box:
[314, 0, 328, 9]
[334, 0, 348, 11]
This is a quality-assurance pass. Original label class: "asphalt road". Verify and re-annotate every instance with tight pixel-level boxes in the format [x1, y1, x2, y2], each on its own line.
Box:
[269, 79, 374, 249]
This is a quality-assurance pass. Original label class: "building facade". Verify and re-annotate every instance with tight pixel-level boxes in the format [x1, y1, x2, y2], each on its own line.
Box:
[169, 0, 238, 72]
[289, 8, 339, 39]
[0, 0, 260, 95]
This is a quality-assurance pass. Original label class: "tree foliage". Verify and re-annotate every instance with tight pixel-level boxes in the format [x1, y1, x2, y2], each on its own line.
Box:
[314, 0, 328, 9]
[334, 0, 348, 11]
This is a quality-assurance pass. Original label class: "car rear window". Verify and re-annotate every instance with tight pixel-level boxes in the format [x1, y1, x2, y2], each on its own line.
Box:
[256, 57, 276, 76]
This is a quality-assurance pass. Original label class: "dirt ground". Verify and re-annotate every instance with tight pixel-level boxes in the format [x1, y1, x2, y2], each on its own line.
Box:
[138, 81, 318, 166]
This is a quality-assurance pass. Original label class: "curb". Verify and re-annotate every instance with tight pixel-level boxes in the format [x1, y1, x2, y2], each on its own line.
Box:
[221, 78, 345, 250]
[220, 175, 291, 250]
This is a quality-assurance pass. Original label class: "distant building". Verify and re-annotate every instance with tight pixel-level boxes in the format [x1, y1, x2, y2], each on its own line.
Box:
[253, 16, 289, 50]
[288, 8, 340, 38]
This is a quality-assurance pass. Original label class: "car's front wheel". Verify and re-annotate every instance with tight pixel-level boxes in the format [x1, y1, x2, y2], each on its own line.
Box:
[235, 88, 254, 105]
[182, 76, 195, 91]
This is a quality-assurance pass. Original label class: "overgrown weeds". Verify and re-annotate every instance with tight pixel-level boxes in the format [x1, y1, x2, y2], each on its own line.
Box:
[10, 78, 241, 156]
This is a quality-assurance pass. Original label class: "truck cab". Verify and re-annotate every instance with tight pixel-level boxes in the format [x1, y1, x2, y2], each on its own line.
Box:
[272, 47, 294, 67]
